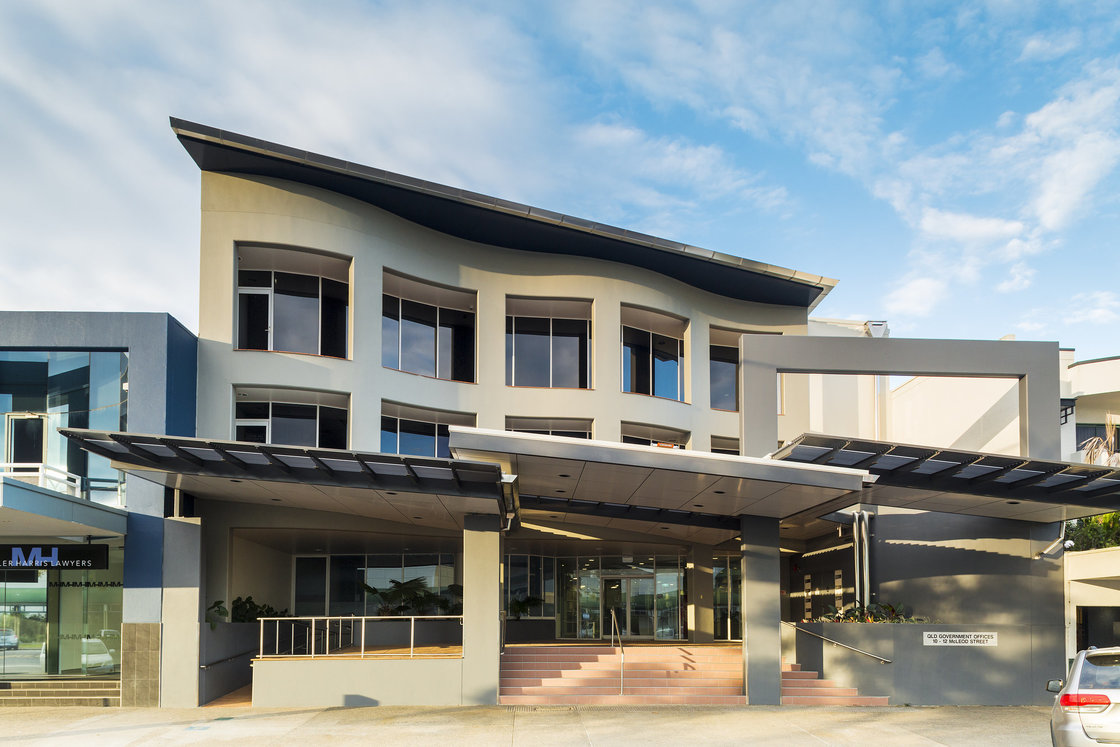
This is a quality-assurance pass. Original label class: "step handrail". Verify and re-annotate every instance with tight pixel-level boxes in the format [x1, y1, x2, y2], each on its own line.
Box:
[781, 621, 892, 664]
[609, 608, 624, 694]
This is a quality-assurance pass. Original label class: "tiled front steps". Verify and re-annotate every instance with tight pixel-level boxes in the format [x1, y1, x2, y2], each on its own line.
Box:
[499, 645, 746, 705]
[781, 662, 888, 706]
[0, 679, 120, 706]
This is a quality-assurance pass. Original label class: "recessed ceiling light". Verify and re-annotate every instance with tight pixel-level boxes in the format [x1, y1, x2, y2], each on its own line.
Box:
[555, 489, 566, 493]
[713, 490, 725, 495]
[558, 473, 571, 478]
[271, 498, 281, 502]
[413, 516, 423, 520]
[230, 479, 242, 484]
[1007, 501, 1020, 505]
[694, 504, 704, 509]
[386, 491, 397, 496]
[660, 526, 671, 530]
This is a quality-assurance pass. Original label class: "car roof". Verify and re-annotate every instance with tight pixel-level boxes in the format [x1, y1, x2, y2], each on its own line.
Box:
[1083, 647, 1120, 656]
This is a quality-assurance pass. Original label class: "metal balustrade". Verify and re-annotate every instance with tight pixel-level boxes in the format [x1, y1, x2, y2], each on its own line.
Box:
[257, 615, 464, 659]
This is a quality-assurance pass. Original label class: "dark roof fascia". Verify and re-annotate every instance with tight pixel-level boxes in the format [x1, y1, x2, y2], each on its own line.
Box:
[774, 433, 1120, 512]
[170, 117, 836, 310]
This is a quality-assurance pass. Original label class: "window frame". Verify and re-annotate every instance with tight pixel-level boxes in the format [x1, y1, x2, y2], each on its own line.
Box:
[622, 325, 685, 401]
[382, 293, 476, 383]
[506, 314, 592, 389]
[236, 270, 348, 358]
[233, 398, 349, 449]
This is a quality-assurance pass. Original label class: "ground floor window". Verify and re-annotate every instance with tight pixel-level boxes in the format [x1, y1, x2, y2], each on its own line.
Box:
[713, 555, 742, 641]
[0, 544, 123, 678]
[293, 553, 458, 617]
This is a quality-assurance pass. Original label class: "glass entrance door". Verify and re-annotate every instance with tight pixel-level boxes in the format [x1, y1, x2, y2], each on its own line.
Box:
[602, 576, 655, 639]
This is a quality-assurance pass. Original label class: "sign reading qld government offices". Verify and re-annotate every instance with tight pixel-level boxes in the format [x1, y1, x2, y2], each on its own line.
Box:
[0, 544, 109, 570]
[923, 631, 998, 647]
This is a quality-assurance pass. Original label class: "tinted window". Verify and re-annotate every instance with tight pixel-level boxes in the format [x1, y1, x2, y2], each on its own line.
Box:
[513, 317, 550, 387]
[271, 403, 318, 446]
[710, 345, 738, 410]
[273, 273, 320, 354]
[1081, 654, 1120, 688]
[622, 326, 651, 395]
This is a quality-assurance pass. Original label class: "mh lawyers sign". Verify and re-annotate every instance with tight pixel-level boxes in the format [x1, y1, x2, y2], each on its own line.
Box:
[0, 545, 109, 570]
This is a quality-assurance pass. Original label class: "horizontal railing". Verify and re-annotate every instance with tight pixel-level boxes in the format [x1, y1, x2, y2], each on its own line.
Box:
[257, 615, 463, 659]
[782, 621, 893, 664]
[0, 463, 122, 503]
[0, 463, 83, 497]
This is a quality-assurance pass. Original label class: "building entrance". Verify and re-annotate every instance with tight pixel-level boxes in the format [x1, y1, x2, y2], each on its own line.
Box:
[602, 576, 655, 638]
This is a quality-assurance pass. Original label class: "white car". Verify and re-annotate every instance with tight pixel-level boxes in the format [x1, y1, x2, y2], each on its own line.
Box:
[0, 629, 17, 650]
[38, 638, 117, 674]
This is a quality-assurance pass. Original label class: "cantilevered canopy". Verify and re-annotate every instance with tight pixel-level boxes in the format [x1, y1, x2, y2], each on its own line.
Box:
[449, 427, 871, 545]
[0, 477, 127, 538]
[171, 117, 836, 310]
[774, 433, 1120, 523]
[61, 429, 512, 530]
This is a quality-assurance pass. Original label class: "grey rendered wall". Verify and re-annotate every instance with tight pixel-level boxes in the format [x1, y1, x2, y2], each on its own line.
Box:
[782, 622, 1063, 706]
[252, 658, 464, 706]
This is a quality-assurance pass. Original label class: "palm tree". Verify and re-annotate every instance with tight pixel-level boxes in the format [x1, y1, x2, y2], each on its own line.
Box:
[1067, 415, 1120, 550]
[362, 577, 440, 615]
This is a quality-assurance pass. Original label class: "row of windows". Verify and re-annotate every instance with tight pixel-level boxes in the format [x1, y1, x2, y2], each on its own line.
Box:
[238, 280, 741, 410]
[231, 396, 738, 457]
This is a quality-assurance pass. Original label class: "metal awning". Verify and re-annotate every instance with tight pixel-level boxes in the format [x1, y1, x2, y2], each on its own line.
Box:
[61, 429, 512, 530]
[774, 433, 1120, 522]
[449, 427, 871, 545]
[0, 477, 127, 538]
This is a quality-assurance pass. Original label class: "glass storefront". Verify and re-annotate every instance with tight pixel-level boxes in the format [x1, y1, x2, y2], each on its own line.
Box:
[0, 545, 123, 678]
[0, 350, 128, 505]
[713, 554, 742, 641]
[528, 554, 685, 640]
[294, 553, 459, 616]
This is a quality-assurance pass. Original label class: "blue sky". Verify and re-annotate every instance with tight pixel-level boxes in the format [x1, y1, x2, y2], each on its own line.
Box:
[1, 1, 1119, 359]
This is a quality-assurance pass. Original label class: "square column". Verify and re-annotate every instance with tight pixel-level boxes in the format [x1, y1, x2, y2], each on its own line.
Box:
[740, 514, 781, 704]
[687, 544, 714, 643]
[462, 514, 503, 705]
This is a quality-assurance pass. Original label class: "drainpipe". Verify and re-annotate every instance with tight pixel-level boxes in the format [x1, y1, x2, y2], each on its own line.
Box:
[851, 513, 863, 608]
[859, 511, 872, 607]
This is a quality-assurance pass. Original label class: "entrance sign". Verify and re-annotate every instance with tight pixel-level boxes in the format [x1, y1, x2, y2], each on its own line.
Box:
[0, 544, 109, 570]
[923, 631, 998, 647]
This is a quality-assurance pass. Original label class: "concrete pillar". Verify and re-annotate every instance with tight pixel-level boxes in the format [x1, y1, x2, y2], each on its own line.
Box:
[160, 517, 202, 707]
[462, 514, 503, 705]
[740, 514, 781, 705]
[687, 544, 714, 643]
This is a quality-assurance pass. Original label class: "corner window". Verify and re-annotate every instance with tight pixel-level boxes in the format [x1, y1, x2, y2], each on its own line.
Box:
[236, 246, 349, 358]
[621, 306, 686, 402]
[382, 271, 475, 383]
[711, 436, 740, 456]
[506, 417, 592, 440]
[379, 403, 475, 459]
[234, 388, 348, 449]
[505, 298, 591, 388]
[621, 422, 688, 449]
[709, 340, 739, 411]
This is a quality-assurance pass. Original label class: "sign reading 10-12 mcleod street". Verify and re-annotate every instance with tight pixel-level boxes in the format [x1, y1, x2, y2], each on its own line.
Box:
[922, 631, 998, 646]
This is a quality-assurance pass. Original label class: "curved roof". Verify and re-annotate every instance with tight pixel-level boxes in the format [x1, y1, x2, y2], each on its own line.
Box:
[171, 117, 836, 309]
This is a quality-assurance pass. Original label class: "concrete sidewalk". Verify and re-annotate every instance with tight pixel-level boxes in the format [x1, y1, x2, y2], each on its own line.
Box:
[0, 705, 1051, 746]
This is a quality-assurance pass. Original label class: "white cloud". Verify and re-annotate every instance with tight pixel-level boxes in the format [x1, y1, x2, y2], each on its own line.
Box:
[1065, 291, 1120, 325]
[1019, 31, 1082, 62]
[885, 276, 947, 317]
[996, 262, 1035, 293]
[918, 208, 1023, 244]
[916, 47, 960, 80]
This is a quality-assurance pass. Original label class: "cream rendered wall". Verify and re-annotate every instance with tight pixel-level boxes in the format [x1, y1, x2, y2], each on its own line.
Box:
[887, 375, 1021, 455]
[196, 172, 811, 453]
[229, 535, 291, 614]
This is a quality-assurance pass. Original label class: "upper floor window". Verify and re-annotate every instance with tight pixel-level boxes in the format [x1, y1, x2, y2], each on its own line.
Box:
[711, 436, 740, 456]
[621, 306, 686, 402]
[709, 327, 742, 411]
[236, 246, 349, 358]
[621, 422, 689, 449]
[382, 271, 475, 383]
[506, 298, 591, 389]
[506, 417, 592, 440]
[379, 402, 475, 459]
[234, 387, 348, 449]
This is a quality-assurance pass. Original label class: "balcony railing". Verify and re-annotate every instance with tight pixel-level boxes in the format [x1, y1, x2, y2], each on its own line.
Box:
[257, 615, 464, 659]
[0, 463, 122, 503]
